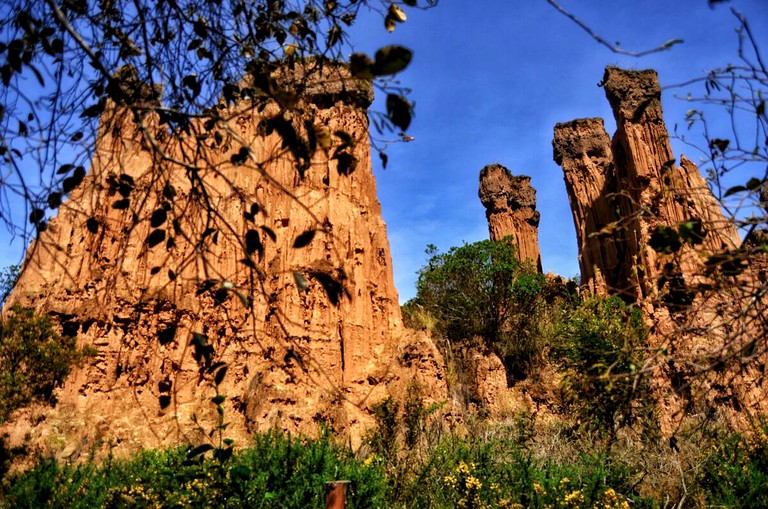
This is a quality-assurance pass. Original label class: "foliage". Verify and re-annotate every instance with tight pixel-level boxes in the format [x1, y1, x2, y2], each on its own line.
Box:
[411, 239, 547, 382]
[0, 431, 388, 509]
[7, 414, 768, 508]
[0, 266, 19, 308]
[552, 296, 650, 437]
[0, 307, 92, 424]
[697, 421, 768, 507]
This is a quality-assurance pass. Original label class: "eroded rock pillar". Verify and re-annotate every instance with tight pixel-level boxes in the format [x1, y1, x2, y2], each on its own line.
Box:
[478, 164, 542, 272]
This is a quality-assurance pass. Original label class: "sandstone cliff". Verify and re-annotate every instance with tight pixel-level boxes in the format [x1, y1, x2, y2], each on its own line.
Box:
[478, 164, 542, 272]
[553, 66, 767, 432]
[4, 62, 446, 459]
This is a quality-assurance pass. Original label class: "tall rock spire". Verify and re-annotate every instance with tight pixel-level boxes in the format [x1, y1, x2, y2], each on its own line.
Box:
[478, 164, 542, 272]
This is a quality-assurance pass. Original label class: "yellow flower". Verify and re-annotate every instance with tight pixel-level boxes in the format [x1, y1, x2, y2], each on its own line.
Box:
[533, 482, 545, 494]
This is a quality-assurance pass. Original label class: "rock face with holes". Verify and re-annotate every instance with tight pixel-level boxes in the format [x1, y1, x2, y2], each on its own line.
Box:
[553, 66, 767, 433]
[478, 164, 542, 271]
[3, 62, 446, 461]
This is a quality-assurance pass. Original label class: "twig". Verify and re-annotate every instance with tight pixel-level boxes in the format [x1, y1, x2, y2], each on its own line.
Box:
[545, 0, 683, 57]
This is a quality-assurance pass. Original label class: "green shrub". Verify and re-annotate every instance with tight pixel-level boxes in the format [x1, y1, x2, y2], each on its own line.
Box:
[552, 296, 650, 437]
[698, 422, 768, 507]
[410, 239, 547, 383]
[0, 307, 93, 424]
[1, 431, 389, 509]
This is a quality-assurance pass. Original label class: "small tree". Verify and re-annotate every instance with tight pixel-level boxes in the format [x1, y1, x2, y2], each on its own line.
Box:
[0, 307, 91, 423]
[411, 238, 546, 382]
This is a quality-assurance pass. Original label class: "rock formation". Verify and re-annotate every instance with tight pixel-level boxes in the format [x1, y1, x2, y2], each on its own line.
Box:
[3, 61, 446, 460]
[553, 66, 767, 432]
[478, 164, 542, 272]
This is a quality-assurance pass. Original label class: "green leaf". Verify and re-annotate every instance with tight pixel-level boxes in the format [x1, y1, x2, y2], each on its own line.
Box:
[293, 271, 309, 291]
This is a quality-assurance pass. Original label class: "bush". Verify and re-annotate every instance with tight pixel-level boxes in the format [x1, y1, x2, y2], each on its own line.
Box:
[0, 307, 93, 424]
[552, 296, 650, 437]
[698, 421, 768, 507]
[1, 431, 389, 509]
[409, 239, 547, 383]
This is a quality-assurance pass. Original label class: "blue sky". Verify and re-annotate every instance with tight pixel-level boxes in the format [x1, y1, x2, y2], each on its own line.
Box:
[347, 0, 768, 302]
[1, 1, 766, 303]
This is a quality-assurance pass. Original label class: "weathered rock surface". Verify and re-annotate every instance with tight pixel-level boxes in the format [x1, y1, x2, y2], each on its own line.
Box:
[4, 62, 446, 460]
[553, 66, 767, 433]
[478, 164, 542, 271]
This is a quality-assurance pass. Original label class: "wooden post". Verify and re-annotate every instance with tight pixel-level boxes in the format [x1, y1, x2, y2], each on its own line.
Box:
[324, 480, 351, 509]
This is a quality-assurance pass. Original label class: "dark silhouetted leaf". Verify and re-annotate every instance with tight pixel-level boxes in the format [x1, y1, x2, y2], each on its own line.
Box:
[293, 229, 316, 248]
[62, 166, 86, 194]
[334, 152, 358, 175]
[373, 45, 412, 76]
[310, 270, 346, 306]
[649, 226, 682, 254]
[240, 257, 256, 269]
[168, 269, 176, 281]
[112, 199, 130, 210]
[245, 229, 263, 258]
[709, 138, 730, 153]
[746, 178, 763, 191]
[214, 365, 228, 385]
[146, 229, 166, 248]
[386, 94, 412, 131]
[196, 279, 218, 295]
[71, 131, 83, 142]
[47, 192, 62, 209]
[86, 217, 99, 233]
[56, 164, 74, 175]
[379, 151, 388, 169]
[723, 185, 747, 197]
[211, 395, 226, 404]
[159, 394, 171, 409]
[163, 183, 177, 200]
[80, 101, 105, 118]
[157, 325, 176, 345]
[150, 266, 161, 275]
[350, 53, 374, 79]
[231, 147, 249, 165]
[261, 225, 276, 242]
[150, 208, 167, 228]
[29, 208, 44, 223]
[187, 443, 214, 458]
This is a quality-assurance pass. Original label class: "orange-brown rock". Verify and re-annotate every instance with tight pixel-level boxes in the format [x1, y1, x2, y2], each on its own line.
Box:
[553, 66, 767, 433]
[3, 62, 446, 461]
[478, 164, 542, 271]
[553, 118, 633, 297]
